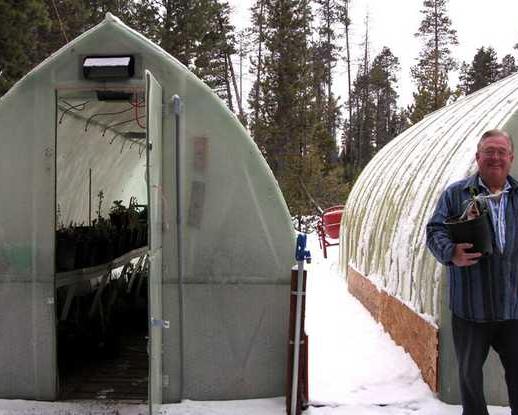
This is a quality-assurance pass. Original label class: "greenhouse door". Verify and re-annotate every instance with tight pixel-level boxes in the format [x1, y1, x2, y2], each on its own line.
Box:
[146, 70, 164, 413]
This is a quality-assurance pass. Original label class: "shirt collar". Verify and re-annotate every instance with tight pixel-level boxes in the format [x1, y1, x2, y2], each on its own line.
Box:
[478, 177, 511, 194]
[462, 173, 518, 192]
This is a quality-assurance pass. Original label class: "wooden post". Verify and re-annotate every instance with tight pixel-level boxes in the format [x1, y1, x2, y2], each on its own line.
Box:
[88, 167, 92, 226]
[286, 268, 309, 415]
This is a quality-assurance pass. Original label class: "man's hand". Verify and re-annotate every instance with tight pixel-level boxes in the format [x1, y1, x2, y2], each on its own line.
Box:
[452, 243, 482, 267]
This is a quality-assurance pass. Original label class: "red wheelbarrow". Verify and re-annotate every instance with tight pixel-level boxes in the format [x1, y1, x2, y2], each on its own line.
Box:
[317, 205, 344, 258]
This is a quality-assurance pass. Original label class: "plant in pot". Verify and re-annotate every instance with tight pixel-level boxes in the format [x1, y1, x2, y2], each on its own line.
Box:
[109, 200, 129, 231]
[92, 216, 113, 264]
[127, 197, 149, 249]
[137, 204, 148, 247]
[127, 197, 140, 250]
[110, 199, 134, 255]
[74, 222, 94, 269]
[91, 190, 113, 264]
[444, 187, 496, 256]
[56, 222, 78, 272]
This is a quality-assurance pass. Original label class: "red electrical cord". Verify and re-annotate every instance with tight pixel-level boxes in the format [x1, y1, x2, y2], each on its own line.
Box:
[132, 94, 146, 129]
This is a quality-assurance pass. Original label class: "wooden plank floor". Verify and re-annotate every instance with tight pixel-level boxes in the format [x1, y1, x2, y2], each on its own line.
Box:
[60, 330, 148, 402]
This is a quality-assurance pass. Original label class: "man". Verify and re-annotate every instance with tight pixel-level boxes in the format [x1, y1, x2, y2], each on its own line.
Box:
[427, 129, 518, 415]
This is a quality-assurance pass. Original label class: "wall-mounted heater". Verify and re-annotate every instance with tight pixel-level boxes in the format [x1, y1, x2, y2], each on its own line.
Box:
[83, 56, 135, 80]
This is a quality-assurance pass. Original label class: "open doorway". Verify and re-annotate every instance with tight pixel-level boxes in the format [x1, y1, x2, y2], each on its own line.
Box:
[54, 87, 150, 402]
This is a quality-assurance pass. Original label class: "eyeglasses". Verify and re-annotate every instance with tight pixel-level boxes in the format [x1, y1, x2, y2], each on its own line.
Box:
[479, 149, 511, 158]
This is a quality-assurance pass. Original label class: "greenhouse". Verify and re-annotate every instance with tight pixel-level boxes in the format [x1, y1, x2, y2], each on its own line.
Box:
[340, 72, 518, 405]
[0, 13, 295, 409]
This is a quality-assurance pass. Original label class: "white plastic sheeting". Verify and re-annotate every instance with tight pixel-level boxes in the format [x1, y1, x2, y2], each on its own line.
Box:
[340, 73, 518, 321]
[0, 14, 295, 404]
[56, 95, 148, 226]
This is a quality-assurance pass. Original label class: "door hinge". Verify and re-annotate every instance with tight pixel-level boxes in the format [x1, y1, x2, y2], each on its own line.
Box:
[151, 317, 170, 329]
[162, 374, 169, 387]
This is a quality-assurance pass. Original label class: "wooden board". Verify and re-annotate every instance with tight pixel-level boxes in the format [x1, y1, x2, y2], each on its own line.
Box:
[286, 268, 309, 415]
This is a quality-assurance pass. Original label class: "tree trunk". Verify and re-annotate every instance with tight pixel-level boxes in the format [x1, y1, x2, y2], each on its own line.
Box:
[227, 52, 244, 120]
[326, 0, 333, 138]
[358, 13, 370, 169]
[223, 53, 234, 112]
[253, 0, 265, 126]
[433, 0, 439, 110]
[343, 0, 353, 172]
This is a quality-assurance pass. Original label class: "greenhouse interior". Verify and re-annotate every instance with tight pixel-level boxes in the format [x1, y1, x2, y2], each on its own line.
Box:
[55, 88, 150, 401]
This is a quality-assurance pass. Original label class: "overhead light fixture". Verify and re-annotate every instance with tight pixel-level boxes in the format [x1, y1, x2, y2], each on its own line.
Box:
[83, 55, 135, 80]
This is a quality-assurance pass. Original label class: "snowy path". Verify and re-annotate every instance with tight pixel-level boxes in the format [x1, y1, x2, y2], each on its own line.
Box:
[305, 236, 432, 408]
[0, 234, 511, 414]
[304, 235, 510, 415]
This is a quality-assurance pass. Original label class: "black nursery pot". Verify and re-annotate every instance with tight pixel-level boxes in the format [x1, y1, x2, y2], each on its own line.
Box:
[444, 211, 493, 255]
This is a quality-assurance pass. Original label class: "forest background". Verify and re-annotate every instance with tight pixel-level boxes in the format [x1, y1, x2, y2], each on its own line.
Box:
[1, 0, 518, 216]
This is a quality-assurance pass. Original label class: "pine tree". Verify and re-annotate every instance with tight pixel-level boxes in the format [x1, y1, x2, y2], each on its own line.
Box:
[160, 0, 200, 67]
[0, 0, 51, 96]
[500, 53, 517, 80]
[192, 1, 238, 110]
[235, 28, 250, 123]
[342, 44, 406, 175]
[159, 0, 238, 110]
[265, 0, 312, 174]
[84, 0, 134, 27]
[308, 43, 339, 175]
[370, 47, 400, 151]
[42, 0, 157, 54]
[336, 0, 354, 180]
[410, 0, 458, 124]
[347, 14, 374, 171]
[458, 46, 500, 95]
[314, 0, 341, 146]
[127, 0, 162, 42]
[247, 0, 268, 151]
[40, 0, 89, 57]
[248, 0, 326, 214]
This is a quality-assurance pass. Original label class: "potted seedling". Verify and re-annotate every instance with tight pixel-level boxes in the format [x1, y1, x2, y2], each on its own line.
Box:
[56, 223, 77, 272]
[110, 199, 134, 255]
[73, 222, 92, 269]
[444, 187, 494, 255]
[92, 191, 115, 264]
[109, 200, 129, 231]
[92, 216, 113, 264]
[127, 197, 140, 249]
[138, 204, 148, 247]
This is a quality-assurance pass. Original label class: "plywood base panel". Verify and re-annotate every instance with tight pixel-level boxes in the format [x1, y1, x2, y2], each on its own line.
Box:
[347, 267, 438, 392]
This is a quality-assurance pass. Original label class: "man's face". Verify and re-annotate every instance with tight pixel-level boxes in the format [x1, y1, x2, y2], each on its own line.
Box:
[476, 135, 514, 185]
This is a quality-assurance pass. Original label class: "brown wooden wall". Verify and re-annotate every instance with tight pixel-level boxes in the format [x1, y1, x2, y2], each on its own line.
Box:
[347, 266, 439, 392]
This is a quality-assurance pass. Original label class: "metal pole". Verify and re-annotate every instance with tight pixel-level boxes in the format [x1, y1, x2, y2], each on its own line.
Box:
[173, 95, 185, 399]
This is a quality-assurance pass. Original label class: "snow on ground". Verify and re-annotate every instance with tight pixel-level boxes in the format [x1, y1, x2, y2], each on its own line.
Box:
[303, 234, 510, 415]
[305, 235, 431, 408]
[0, 233, 511, 414]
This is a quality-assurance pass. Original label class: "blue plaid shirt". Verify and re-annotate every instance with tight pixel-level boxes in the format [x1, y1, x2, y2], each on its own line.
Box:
[478, 178, 511, 254]
[426, 174, 518, 322]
